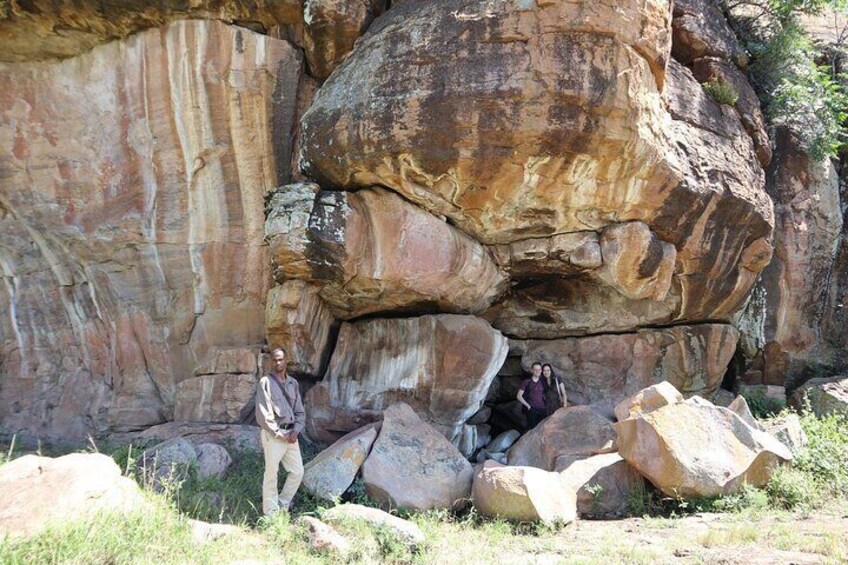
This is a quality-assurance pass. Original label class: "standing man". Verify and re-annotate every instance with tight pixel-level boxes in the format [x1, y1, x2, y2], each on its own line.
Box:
[256, 347, 305, 516]
[517, 362, 548, 430]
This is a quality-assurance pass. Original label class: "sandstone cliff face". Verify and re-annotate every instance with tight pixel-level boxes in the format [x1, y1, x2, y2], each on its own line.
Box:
[0, 1, 303, 63]
[0, 0, 805, 446]
[0, 20, 300, 439]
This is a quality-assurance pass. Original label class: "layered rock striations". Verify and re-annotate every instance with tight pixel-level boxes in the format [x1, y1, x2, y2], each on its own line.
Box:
[0, 0, 304, 63]
[305, 315, 508, 443]
[299, 0, 774, 338]
[0, 20, 300, 439]
[0, 0, 792, 448]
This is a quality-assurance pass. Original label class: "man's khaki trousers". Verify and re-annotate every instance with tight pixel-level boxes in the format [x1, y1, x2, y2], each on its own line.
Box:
[260, 429, 304, 515]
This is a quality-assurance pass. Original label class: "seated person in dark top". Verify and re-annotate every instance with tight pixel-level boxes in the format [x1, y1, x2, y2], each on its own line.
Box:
[517, 362, 549, 430]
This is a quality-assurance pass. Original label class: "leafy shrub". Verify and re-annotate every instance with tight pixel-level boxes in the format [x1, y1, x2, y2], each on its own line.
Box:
[739, 387, 786, 419]
[703, 77, 741, 105]
[766, 465, 817, 509]
[733, 0, 848, 160]
[793, 410, 848, 497]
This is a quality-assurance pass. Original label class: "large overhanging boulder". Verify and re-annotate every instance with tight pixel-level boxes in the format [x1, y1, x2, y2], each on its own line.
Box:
[616, 397, 792, 497]
[265, 184, 506, 318]
[519, 324, 738, 412]
[299, 0, 773, 335]
[305, 314, 508, 443]
[0, 20, 300, 440]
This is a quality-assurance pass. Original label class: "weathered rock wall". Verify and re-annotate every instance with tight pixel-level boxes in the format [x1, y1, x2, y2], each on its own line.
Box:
[0, 0, 794, 445]
[0, 20, 301, 439]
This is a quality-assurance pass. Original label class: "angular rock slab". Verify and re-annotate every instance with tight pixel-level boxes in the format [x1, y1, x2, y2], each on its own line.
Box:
[508, 406, 618, 471]
[0, 453, 148, 538]
[0, 20, 301, 440]
[614, 381, 684, 422]
[472, 461, 577, 524]
[321, 503, 425, 550]
[615, 398, 792, 497]
[361, 403, 473, 511]
[305, 314, 508, 442]
[558, 453, 645, 518]
[763, 413, 808, 456]
[522, 324, 738, 413]
[173, 374, 257, 423]
[108, 422, 262, 453]
[265, 280, 336, 378]
[300, 0, 773, 328]
[265, 184, 506, 318]
[789, 376, 848, 418]
[303, 424, 379, 502]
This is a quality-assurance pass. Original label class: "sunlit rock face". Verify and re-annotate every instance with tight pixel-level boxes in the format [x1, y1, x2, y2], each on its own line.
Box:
[518, 324, 739, 413]
[305, 315, 508, 444]
[0, 20, 301, 439]
[298, 0, 773, 339]
[739, 128, 844, 388]
[303, 0, 388, 80]
[265, 184, 507, 319]
[0, 0, 303, 63]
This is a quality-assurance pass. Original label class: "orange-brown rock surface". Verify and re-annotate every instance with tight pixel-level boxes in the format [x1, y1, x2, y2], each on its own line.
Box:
[519, 324, 738, 411]
[266, 184, 506, 318]
[740, 128, 843, 388]
[303, 0, 387, 80]
[305, 315, 508, 443]
[616, 397, 792, 497]
[265, 280, 336, 378]
[0, 20, 300, 439]
[299, 0, 773, 334]
[0, 0, 303, 62]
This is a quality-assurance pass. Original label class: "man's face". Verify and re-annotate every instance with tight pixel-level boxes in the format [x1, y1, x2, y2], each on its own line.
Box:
[273, 350, 287, 375]
[532, 364, 541, 378]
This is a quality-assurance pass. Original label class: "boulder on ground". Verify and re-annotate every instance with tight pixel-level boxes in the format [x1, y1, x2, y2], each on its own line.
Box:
[472, 461, 577, 524]
[196, 443, 232, 480]
[614, 381, 684, 422]
[141, 437, 198, 487]
[361, 403, 473, 510]
[508, 406, 618, 471]
[763, 413, 808, 456]
[321, 504, 424, 550]
[303, 424, 379, 501]
[789, 376, 848, 418]
[557, 453, 645, 518]
[616, 397, 793, 497]
[486, 430, 521, 453]
[0, 453, 148, 538]
[295, 516, 351, 556]
[189, 519, 241, 543]
[468, 406, 492, 425]
[727, 395, 764, 431]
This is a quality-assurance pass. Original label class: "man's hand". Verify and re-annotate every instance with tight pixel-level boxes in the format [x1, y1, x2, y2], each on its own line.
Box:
[285, 430, 298, 444]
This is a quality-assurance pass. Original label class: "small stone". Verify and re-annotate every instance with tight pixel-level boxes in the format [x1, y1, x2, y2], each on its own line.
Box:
[321, 504, 424, 550]
[295, 516, 350, 555]
[196, 443, 232, 480]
